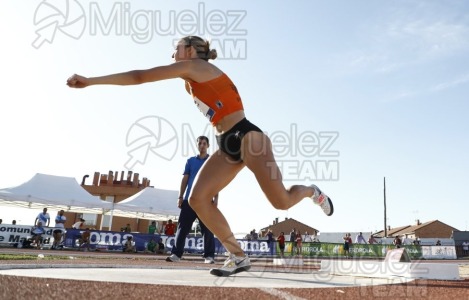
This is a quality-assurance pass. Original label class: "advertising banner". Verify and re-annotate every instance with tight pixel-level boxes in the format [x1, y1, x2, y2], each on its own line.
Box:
[422, 246, 457, 259]
[65, 229, 275, 254]
[283, 242, 423, 259]
[0, 226, 453, 260]
[0, 224, 54, 246]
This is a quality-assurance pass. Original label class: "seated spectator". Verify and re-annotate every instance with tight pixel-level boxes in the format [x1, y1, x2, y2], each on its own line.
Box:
[72, 218, 86, 229]
[436, 240, 442, 246]
[31, 222, 46, 249]
[123, 236, 136, 253]
[21, 238, 35, 249]
[79, 228, 91, 251]
[157, 238, 165, 254]
[12, 220, 16, 225]
[145, 238, 157, 253]
[72, 219, 86, 248]
[124, 224, 132, 233]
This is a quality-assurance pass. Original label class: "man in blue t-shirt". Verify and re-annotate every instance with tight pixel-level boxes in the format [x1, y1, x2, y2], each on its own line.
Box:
[166, 136, 218, 264]
[35, 207, 50, 227]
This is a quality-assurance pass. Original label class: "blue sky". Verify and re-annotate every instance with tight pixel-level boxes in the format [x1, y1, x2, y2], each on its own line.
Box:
[1, 1, 468, 236]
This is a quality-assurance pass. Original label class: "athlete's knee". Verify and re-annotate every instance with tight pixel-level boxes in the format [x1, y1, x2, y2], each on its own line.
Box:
[188, 193, 205, 212]
[266, 194, 290, 210]
[189, 192, 216, 213]
[271, 201, 289, 210]
[188, 196, 199, 211]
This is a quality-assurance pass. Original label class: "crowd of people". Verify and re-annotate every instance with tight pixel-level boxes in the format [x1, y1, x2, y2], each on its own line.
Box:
[1, 213, 467, 261]
[0, 205, 205, 255]
[0, 208, 98, 251]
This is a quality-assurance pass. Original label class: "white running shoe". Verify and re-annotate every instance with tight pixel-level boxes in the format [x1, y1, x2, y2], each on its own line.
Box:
[165, 254, 181, 262]
[310, 184, 334, 216]
[204, 257, 215, 264]
[210, 254, 251, 277]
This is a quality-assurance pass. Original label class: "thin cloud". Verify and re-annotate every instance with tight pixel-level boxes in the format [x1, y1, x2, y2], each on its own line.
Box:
[388, 19, 469, 58]
[430, 73, 469, 92]
[383, 90, 420, 103]
[384, 73, 469, 103]
[346, 5, 469, 74]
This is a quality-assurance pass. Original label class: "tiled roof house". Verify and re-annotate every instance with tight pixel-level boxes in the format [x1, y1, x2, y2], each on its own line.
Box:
[260, 217, 319, 237]
[374, 220, 458, 239]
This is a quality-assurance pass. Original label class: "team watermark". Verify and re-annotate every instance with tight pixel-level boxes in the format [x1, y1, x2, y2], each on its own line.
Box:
[124, 116, 340, 181]
[32, 0, 248, 58]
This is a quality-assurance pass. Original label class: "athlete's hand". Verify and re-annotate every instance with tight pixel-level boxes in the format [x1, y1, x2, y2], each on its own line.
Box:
[177, 198, 183, 209]
[67, 74, 90, 88]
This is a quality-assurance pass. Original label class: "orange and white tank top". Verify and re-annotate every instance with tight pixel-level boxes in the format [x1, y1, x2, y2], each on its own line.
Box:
[188, 73, 244, 125]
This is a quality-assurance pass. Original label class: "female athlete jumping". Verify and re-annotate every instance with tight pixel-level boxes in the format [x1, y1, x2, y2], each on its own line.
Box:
[67, 36, 334, 277]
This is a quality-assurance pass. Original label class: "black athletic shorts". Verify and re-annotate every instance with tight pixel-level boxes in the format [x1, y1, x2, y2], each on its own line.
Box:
[216, 118, 262, 162]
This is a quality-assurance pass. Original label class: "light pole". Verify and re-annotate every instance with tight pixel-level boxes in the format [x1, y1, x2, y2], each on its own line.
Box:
[384, 177, 387, 237]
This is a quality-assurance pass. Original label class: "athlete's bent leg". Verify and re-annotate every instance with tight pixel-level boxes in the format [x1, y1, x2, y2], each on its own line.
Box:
[189, 150, 246, 256]
[241, 131, 314, 210]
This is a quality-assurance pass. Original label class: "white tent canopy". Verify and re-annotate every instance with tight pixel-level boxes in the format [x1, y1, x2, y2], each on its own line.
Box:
[0, 173, 113, 213]
[112, 187, 180, 221]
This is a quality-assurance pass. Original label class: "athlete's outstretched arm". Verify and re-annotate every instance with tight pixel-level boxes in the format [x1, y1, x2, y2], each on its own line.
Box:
[67, 61, 194, 88]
